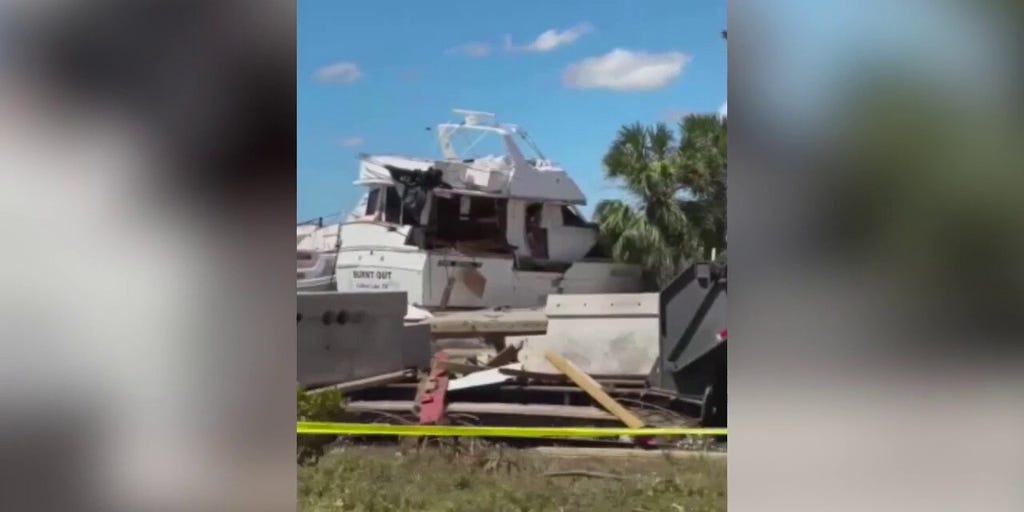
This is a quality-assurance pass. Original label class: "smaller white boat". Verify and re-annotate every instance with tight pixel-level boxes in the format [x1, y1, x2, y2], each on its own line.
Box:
[297, 216, 341, 291]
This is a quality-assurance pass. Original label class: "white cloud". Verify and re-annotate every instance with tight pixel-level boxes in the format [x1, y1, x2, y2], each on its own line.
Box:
[339, 137, 364, 148]
[445, 41, 492, 58]
[508, 23, 593, 53]
[718, 102, 728, 118]
[313, 62, 362, 84]
[563, 49, 691, 92]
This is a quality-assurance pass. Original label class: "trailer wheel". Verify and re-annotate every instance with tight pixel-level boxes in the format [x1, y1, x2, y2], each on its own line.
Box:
[700, 366, 727, 427]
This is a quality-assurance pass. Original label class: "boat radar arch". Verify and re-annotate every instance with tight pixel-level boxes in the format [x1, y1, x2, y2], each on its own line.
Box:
[452, 109, 497, 126]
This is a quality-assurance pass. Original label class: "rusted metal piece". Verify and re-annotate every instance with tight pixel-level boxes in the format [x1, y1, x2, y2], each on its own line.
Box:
[307, 369, 417, 395]
[346, 400, 618, 421]
[418, 352, 450, 425]
[460, 266, 487, 297]
[485, 344, 520, 367]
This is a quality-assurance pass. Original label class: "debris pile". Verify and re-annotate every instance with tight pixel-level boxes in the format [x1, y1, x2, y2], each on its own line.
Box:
[299, 261, 728, 451]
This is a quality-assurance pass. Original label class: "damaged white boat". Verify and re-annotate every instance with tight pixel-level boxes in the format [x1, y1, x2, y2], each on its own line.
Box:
[329, 109, 643, 309]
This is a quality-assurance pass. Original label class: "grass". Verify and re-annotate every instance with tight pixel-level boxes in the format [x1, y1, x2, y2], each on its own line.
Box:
[298, 444, 726, 512]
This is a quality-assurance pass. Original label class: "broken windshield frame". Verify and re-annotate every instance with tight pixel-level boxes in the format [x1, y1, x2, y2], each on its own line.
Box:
[441, 124, 546, 163]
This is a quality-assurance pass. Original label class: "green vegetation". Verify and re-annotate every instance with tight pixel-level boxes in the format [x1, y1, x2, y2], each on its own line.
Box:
[297, 387, 345, 463]
[595, 114, 727, 285]
[299, 446, 726, 512]
[298, 387, 346, 421]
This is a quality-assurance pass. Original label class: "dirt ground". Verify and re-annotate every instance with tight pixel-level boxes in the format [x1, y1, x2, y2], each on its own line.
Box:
[298, 445, 726, 512]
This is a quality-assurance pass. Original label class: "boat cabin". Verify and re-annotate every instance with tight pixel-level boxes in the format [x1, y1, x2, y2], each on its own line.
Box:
[348, 110, 602, 269]
[335, 110, 642, 308]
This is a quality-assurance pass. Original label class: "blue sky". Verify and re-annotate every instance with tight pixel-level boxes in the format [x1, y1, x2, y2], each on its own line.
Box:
[298, 0, 726, 221]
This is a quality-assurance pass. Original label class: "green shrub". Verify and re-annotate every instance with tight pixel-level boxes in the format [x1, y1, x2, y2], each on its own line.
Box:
[297, 387, 345, 464]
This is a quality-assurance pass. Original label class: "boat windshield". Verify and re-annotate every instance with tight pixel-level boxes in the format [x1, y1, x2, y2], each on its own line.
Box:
[442, 125, 544, 162]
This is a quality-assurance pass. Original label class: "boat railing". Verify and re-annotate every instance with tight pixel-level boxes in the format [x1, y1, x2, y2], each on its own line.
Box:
[297, 212, 344, 228]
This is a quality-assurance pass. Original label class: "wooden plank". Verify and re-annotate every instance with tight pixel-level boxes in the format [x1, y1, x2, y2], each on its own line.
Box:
[543, 352, 646, 429]
[429, 323, 547, 337]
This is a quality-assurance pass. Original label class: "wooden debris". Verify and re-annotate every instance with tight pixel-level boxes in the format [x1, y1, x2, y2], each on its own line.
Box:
[486, 344, 520, 367]
[497, 368, 646, 387]
[447, 363, 522, 391]
[440, 360, 489, 375]
[482, 333, 507, 350]
[543, 352, 646, 429]
[497, 368, 569, 381]
[418, 353, 450, 424]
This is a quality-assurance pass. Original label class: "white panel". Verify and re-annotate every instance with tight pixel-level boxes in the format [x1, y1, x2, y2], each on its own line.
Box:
[546, 225, 597, 261]
[338, 222, 413, 248]
[425, 253, 528, 309]
[505, 200, 529, 257]
[335, 249, 427, 305]
[447, 363, 522, 391]
[516, 293, 661, 375]
[511, 270, 559, 308]
[560, 262, 644, 294]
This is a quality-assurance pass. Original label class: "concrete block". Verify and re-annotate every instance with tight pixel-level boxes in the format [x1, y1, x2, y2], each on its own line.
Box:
[298, 291, 431, 388]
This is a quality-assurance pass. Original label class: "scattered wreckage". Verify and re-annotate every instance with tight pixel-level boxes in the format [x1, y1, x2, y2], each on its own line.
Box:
[297, 261, 727, 448]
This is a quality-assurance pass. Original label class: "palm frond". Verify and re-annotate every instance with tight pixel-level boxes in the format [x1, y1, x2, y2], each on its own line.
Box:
[597, 115, 727, 283]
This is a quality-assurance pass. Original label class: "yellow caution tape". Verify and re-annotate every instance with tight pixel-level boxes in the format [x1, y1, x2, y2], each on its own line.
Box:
[297, 421, 726, 438]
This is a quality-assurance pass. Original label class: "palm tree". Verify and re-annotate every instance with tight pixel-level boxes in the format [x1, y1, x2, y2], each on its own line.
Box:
[593, 114, 727, 286]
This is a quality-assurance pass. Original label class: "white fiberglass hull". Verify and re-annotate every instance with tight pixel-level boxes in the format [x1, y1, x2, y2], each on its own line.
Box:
[335, 246, 642, 310]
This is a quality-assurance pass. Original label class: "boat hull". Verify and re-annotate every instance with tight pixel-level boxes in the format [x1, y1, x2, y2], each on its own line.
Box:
[335, 247, 643, 309]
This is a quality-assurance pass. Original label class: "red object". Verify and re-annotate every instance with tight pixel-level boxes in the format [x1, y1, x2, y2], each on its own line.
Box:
[635, 436, 657, 448]
[418, 352, 450, 424]
[717, 329, 727, 342]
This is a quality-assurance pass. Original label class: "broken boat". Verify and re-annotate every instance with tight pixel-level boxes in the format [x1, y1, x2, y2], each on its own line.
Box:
[329, 109, 643, 310]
